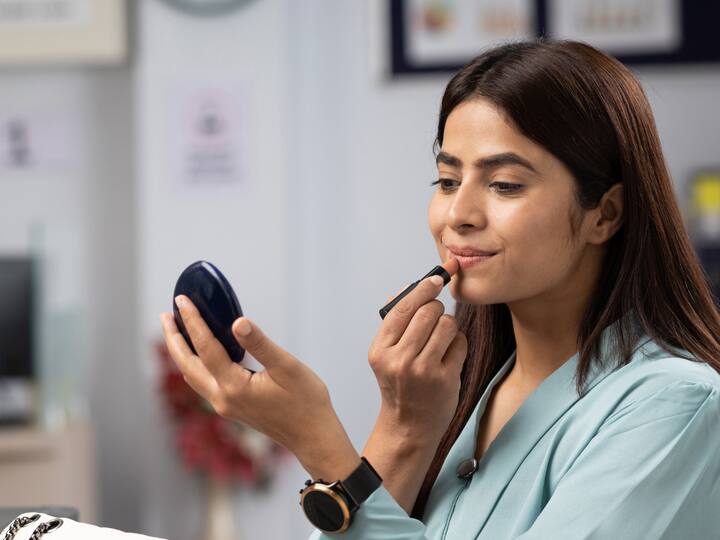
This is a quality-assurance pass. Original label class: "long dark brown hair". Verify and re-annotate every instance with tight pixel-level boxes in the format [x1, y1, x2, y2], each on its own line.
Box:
[411, 39, 720, 520]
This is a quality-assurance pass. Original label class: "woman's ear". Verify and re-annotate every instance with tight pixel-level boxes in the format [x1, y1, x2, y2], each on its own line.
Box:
[589, 182, 624, 244]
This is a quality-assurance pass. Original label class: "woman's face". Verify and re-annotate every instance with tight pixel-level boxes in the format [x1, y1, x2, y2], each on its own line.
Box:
[428, 98, 595, 308]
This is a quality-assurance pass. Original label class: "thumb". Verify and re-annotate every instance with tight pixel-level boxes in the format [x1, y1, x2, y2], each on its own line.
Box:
[232, 317, 297, 380]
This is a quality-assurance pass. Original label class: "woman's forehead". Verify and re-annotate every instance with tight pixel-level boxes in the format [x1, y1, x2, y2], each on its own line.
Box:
[441, 100, 560, 177]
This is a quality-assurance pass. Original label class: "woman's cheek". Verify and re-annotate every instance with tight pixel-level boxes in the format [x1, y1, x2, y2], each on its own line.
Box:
[427, 197, 446, 238]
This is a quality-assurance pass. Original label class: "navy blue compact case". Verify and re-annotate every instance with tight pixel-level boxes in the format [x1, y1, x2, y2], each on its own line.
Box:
[173, 260, 246, 363]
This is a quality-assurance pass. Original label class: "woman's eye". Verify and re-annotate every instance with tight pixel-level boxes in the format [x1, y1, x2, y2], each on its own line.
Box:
[429, 178, 458, 191]
[489, 181, 523, 194]
[429, 179, 523, 194]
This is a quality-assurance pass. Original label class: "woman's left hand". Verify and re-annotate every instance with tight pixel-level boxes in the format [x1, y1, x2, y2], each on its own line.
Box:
[159, 295, 361, 481]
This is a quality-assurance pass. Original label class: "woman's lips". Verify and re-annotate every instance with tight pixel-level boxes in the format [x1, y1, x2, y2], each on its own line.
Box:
[450, 253, 496, 269]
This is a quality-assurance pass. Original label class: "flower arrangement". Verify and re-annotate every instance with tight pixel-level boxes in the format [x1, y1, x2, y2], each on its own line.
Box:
[155, 340, 291, 490]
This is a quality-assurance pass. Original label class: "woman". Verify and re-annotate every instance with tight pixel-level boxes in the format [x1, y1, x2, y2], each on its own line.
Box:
[160, 39, 720, 538]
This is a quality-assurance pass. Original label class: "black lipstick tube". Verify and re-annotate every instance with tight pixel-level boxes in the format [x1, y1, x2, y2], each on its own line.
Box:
[379, 265, 452, 319]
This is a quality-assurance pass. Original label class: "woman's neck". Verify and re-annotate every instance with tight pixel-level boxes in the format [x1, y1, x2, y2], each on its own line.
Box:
[506, 302, 586, 390]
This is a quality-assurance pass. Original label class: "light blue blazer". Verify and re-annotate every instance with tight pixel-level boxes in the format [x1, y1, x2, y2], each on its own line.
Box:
[308, 316, 720, 539]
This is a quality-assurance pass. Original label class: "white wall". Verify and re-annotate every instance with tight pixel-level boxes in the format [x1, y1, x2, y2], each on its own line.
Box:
[1, 1, 719, 538]
[135, 1, 298, 538]
[637, 67, 720, 209]
[84, 66, 140, 530]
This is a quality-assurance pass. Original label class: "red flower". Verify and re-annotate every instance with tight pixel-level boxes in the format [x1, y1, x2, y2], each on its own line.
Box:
[154, 340, 291, 488]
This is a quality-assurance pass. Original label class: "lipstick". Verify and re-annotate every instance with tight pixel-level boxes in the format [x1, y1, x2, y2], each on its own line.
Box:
[379, 258, 459, 319]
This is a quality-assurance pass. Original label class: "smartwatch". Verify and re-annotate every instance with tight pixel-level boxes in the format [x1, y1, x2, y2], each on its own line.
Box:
[299, 457, 383, 534]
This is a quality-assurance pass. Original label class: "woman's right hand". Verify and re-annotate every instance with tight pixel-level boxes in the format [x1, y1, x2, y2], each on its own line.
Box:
[367, 258, 467, 445]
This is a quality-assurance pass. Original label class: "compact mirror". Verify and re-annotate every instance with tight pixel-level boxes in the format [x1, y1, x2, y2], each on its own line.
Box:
[173, 260, 246, 363]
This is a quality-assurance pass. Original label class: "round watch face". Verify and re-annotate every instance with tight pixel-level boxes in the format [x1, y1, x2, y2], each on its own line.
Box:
[301, 488, 349, 532]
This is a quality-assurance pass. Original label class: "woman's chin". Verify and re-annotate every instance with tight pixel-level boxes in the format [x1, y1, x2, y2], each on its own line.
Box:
[449, 280, 497, 305]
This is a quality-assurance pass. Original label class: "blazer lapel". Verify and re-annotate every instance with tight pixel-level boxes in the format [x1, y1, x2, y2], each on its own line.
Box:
[424, 351, 516, 529]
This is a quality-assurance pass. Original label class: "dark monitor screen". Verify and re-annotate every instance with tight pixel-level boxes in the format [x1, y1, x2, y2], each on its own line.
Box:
[0, 257, 34, 378]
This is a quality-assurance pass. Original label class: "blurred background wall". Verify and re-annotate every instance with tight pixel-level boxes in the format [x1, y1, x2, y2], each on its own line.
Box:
[0, 1, 718, 539]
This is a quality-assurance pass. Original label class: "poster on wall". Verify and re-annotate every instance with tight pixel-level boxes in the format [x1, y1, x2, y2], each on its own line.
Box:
[0, 0, 126, 65]
[387, 0, 720, 75]
[547, 0, 681, 55]
[403, 0, 535, 66]
[169, 80, 248, 188]
[0, 108, 84, 173]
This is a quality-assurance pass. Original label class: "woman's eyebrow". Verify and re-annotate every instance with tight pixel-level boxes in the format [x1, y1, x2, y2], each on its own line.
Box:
[436, 150, 539, 174]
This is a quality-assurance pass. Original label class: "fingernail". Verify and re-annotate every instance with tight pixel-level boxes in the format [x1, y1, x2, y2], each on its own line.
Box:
[175, 295, 185, 308]
[430, 275, 443, 286]
[235, 319, 252, 336]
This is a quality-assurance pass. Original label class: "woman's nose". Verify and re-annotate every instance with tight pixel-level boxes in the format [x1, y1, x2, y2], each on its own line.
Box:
[446, 184, 487, 230]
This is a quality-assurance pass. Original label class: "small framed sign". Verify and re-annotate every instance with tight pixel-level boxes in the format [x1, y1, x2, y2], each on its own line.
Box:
[0, 0, 127, 65]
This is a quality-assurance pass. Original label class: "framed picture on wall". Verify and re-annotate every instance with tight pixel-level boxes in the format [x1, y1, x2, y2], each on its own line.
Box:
[387, 0, 720, 75]
[0, 0, 127, 65]
[388, 0, 537, 75]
